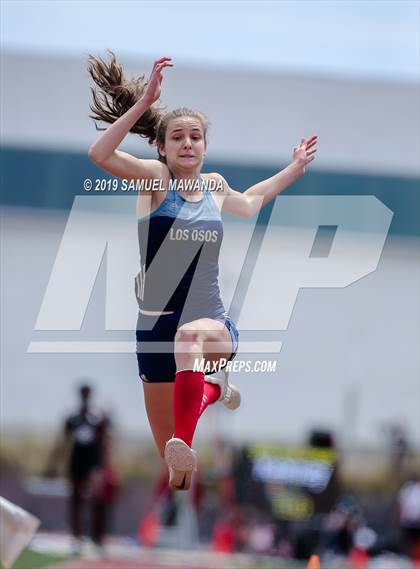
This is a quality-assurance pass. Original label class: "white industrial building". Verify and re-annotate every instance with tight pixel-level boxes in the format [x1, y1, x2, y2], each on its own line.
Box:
[1, 50, 419, 448]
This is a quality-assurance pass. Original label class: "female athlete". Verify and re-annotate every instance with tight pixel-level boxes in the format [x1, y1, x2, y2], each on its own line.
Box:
[87, 52, 317, 491]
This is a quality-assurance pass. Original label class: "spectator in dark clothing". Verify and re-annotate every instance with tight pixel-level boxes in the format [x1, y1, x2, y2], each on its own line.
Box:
[46, 383, 118, 554]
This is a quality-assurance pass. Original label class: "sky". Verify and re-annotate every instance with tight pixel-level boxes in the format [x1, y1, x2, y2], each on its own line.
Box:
[1, 0, 419, 81]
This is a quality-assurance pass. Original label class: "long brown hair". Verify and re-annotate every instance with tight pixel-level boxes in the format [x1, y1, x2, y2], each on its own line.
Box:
[87, 50, 209, 160]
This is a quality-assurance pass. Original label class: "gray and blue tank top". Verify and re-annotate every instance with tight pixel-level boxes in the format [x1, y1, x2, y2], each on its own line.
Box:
[136, 177, 227, 320]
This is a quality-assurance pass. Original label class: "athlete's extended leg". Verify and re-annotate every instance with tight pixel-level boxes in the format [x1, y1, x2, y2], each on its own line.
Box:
[142, 382, 174, 458]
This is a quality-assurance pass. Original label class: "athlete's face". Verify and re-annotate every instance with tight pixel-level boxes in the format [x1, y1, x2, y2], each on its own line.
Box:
[160, 117, 206, 172]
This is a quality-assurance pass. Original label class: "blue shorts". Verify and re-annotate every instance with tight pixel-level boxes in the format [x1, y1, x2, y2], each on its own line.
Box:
[135, 310, 239, 383]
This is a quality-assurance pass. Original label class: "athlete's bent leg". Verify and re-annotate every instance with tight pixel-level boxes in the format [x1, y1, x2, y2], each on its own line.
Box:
[166, 318, 235, 490]
[170, 318, 233, 442]
[175, 318, 233, 371]
[173, 319, 233, 446]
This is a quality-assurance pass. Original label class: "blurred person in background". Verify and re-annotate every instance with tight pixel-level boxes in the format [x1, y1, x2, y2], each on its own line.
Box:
[45, 383, 119, 555]
[397, 472, 420, 559]
[322, 495, 363, 556]
[87, 51, 318, 492]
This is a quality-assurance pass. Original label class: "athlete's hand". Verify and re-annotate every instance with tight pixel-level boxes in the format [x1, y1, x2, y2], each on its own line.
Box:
[142, 57, 173, 105]
[292, 135, 318, 173]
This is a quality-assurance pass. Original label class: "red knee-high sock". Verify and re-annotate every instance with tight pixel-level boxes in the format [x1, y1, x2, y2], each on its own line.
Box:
[173, 370, 205, 447]
[199, 383, 221, 418]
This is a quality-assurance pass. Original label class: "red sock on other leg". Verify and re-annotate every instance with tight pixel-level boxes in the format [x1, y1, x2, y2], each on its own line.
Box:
[173, 370, 205, 447]
[199, 382, 221, 418]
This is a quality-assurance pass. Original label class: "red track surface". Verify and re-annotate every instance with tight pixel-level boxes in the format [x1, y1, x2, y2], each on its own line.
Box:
[51, 561, 207, 569]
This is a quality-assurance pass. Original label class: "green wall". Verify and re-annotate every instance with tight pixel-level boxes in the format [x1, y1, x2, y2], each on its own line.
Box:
[1, 146, 418, 235]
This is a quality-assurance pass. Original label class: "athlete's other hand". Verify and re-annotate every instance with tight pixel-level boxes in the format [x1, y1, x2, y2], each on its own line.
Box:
[143, 57, 173, 105]
[292, 135, 318, 173]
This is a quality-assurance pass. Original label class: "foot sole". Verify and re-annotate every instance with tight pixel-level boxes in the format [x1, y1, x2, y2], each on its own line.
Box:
[164, 438, 197, 491]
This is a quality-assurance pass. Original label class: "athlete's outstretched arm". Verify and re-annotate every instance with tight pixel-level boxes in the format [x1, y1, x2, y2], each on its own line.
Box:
[217, 135, 318, 217]
[88, 57, 173, 181]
